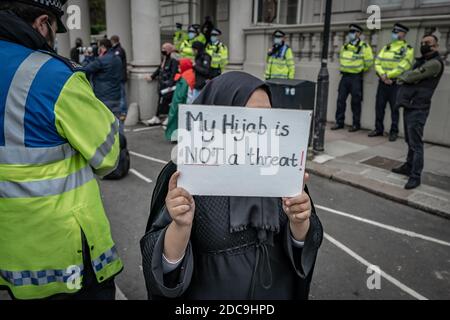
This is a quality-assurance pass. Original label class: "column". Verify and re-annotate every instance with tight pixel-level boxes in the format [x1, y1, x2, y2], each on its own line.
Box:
[68, 0, 91, 47]
[228, 0, 253, 69]
[129, 0, 161, 121]
[56, 31, 71, 58]
[105, 0, 133, 61]
[55, 3, 71, 58]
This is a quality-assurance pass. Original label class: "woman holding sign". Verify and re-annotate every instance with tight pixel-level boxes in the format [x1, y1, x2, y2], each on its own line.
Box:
[141, 72, 323, 300]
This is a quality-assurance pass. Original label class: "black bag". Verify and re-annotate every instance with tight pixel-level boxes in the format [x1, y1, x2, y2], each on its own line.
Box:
[103, 134, 130, 180]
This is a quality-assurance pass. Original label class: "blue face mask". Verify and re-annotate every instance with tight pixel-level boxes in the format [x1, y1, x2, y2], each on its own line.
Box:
[210, 36, 218, 43]
[348, 32, 357, 42]
[188, 32, 196, 40]
[391, 32, 399, 41]
[274, 37, 283, 45]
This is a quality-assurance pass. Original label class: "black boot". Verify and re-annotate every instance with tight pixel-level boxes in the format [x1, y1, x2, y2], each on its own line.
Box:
[405, 178, 421, 190]
[331, 124, 344, 131]
[348, 126, 360, 133]
[389, 132, 398, 142]
[392, 164, 411, 176]
[368, 130, 383, 137]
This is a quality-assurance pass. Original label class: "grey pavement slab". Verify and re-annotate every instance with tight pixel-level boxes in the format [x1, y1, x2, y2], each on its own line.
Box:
[322, 140, 368, 158]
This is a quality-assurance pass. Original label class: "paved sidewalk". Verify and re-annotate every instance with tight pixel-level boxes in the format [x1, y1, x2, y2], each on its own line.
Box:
[307, 124, 450, 219]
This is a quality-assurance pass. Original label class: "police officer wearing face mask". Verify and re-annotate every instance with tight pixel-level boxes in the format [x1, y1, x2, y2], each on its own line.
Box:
[173, 23, 187, 52]
[369, 23, 414, 141]
[332, 24, 374, 132]
[179, 25, 198, 60]
[392, 34, 444, 190]
[265, 29, 295, 80]
[206, 28, 228, 78]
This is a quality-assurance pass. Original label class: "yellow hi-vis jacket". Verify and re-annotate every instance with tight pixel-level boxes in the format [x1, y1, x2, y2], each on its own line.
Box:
[179, 39, 195, 60]
[339, 40, 374, 74]
[0, 40, 122, 300]
[375, 40, 414, 79]
[265, 44, 295, 80]
[206, 41, 229, 72]
[174, 30, 188, 52]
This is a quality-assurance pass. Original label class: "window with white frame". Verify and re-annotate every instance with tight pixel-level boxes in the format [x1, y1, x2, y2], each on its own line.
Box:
[367, 0, 402, 9]
[254, 0, 302, 24]
[420, 0, 450, 5]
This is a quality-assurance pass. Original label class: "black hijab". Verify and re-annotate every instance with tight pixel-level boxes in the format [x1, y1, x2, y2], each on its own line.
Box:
[193, 72, 280, 239]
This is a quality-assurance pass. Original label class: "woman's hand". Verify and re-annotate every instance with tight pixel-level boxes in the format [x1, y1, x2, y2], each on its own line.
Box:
[164, 171, 195, 263]
[144, 74, 153, 82]
[166, 171, 195, 228]
[282, 173, 312, 242]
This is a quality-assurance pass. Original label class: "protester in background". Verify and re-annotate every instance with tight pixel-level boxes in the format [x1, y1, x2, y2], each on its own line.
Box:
[141, 72, 323, 300]
[164, 58, 195, 142]
[111, 35, 128, 123]
[84, 38, 123, 131]
[70, 37, 83, 63]
[82, 46, 95, 66]
[192, 41, 211, 100]
[201, 16, 214, 44]
[392, 34, 444, 190]
[144, 43, 179, 126]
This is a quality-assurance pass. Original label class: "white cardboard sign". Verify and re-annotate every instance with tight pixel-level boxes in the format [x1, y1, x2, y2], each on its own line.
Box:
[177, 105, 312, 197]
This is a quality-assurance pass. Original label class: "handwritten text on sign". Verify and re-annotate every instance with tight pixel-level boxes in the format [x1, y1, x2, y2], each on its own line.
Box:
[177, 105, 312, 197]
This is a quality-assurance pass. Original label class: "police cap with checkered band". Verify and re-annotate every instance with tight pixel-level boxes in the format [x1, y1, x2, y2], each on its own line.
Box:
[14, 0, 68, 33]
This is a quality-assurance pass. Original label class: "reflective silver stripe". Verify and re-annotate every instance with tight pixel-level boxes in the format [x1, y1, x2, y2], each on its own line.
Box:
[0, 264, 84, 287]
[377, 57, 400, 62]
[0, 165, 94, 198]
[340, 56, 363, 61]
[4, 52, 52, 147]
[89, 120, 119, 169]
[341, 65, 364, 69]
[0, 143, 78, 165]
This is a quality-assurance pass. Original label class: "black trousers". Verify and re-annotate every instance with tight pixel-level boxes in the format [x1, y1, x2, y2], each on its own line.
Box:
[335, 73, 363, 127]
[156, 91, 174, 117]
[404, 108, 430, 180]
[375, 81, 400, 134]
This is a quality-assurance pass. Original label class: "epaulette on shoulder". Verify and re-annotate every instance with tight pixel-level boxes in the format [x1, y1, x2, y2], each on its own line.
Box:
[38, 49, 84, 72]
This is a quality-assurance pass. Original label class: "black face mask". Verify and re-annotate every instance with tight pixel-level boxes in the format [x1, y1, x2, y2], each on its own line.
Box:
[420, 44, 433, 55]
[161, 51, 168, 56]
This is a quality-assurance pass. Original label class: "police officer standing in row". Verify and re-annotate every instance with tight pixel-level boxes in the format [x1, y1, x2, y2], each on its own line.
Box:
[392, 34, 444, 189]
[0, 0, 122, 299]
[206, 28, 229, 79]
[332, 24, 374, 132]
[173, 22, 187, 52]
[265, 29, 295, 80]
[369, 23, 414, 141]
[179, 24, 197, 60]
